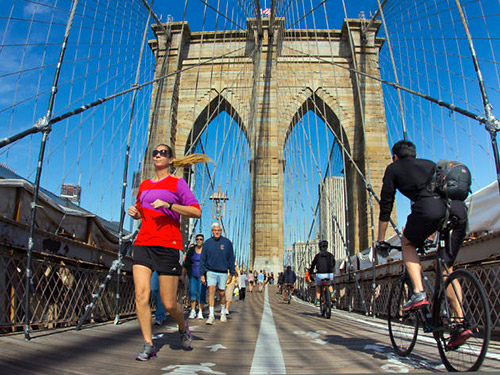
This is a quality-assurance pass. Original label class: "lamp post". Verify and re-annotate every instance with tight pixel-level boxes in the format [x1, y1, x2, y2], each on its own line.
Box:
[209, 185, 229, 222]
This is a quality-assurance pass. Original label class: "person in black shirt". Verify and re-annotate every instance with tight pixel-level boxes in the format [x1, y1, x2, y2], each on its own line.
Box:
[308, 240, 335, 307]
[282, 266, 296, 301]
[376, 140, 467, 314]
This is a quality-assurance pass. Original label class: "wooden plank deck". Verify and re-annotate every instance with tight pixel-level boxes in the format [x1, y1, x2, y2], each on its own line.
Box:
[1, 285, 499, 374]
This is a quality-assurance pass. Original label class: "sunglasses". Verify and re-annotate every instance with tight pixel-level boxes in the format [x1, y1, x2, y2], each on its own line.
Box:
[152, 149, 169, 158]
[196, 238, 204, 241]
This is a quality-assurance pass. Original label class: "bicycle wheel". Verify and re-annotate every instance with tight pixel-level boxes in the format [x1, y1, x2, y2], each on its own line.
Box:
[434, 269, 490, 372]
[323, 287, 331, 319]
[320, 288, 326, 317]
[387, 278, 419, 356]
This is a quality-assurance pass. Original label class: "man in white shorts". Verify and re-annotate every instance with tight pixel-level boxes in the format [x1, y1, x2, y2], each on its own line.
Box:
[308, 240, 335, 307]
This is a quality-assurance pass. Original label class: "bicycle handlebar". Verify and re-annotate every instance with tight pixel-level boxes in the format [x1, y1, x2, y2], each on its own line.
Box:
[376, 238, 436, 258]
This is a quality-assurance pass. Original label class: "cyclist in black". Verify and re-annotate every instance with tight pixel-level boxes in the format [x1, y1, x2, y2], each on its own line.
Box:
[277, 272, 284, 294]
[376, 140, 469, 347]
[282, 266, 296, 301]
[308, 240, 335, 307]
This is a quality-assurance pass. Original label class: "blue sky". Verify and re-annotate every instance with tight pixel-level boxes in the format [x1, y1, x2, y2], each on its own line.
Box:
[1, 0, 499, 260]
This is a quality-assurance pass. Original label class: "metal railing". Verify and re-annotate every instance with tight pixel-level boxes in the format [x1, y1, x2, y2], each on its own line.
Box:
[296, 257, 500, 337]
[0, 249, 135, 333]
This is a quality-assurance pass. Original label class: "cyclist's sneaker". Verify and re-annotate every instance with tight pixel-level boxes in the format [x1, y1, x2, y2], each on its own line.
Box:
[135, 342, 157, 361]
[154, 317, 164, 326]
[447, 328, 472, 349]
[188, 309, 196, 319]
[197, 310, 204, 320]
[220, 313, 227, 322]
[179, 321, 193, 350]
[402, 291, 429, 312]
[206, 315, 215, 325]
[314, 300, 320, 307]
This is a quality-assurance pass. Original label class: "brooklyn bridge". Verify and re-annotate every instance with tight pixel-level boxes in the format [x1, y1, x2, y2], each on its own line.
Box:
[0, 0, 499, 373]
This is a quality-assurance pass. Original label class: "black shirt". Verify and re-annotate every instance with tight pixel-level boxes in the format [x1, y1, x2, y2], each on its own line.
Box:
[379, 157, 436, 221]
[283, 269, 296, 284]
[309, 251, 335, 274]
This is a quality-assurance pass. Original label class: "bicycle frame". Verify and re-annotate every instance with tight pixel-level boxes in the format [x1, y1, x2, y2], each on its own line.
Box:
[386, 206, 490, 371]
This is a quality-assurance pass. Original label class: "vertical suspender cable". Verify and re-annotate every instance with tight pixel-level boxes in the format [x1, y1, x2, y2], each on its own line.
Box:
[114, 2, 153, 324]
[454, 0, 500, 195]
[77, 1, 153, 329]
[340, 0, 371, 316]
[23, 0, 80, 341]
[374, 0, 407, 141]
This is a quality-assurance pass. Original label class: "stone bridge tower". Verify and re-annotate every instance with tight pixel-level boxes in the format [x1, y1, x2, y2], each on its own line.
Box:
[144, 18, 392, 274]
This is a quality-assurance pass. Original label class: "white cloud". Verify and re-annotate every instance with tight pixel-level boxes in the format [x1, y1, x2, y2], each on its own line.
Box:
[23, 1, 52, 17]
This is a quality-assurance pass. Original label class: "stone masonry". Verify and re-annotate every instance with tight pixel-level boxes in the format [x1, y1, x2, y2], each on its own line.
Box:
[144, 17, 393, 275]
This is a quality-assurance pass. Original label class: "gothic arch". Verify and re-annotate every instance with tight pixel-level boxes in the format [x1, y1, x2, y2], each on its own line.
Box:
[281, 86, 373, 253]
[182, 89, 250, 156]
[282, 87, 353, 157]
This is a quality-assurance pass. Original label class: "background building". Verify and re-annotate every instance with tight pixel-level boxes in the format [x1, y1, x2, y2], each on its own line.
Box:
[61, 184, 81, 205]
[318, 176, 346, 267]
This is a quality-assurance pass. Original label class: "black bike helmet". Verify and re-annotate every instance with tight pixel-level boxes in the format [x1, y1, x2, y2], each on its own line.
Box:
[319, 240, 328, 250]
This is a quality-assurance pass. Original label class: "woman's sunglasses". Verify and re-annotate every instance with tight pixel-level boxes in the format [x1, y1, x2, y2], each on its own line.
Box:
[196, 238, 204, 241]
[152, 149, 169, 158]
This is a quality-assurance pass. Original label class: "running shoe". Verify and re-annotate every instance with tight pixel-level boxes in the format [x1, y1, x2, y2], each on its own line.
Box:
[206, 315, 215, 325]
[220, 313, 227, 322]
[135, 342, 157, 361]
[188, 309, 196, 319]
[402, 291, 429, 312]
[314, 300, 320, 307]
[197, 310, 204, 320]
[447, 328, 473, 349]
[179, 321, 193, 351]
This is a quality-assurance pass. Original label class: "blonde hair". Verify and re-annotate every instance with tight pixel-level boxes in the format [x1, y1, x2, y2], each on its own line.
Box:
[156, 144, 212, 168]
[172, 153, 212, 168]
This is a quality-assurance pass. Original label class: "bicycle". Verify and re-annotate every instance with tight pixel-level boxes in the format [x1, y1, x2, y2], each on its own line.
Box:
[283, 283, 293, 304]
[319, 278, 332, 319]
[381, 213, 491, 372]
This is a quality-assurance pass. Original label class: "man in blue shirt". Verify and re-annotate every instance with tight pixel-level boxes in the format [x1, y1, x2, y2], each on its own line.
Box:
[200, 222, 235, 324]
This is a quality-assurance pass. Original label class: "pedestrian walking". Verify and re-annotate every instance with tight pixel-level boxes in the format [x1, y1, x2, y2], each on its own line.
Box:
[247, 271, 254, 293]
[200, 222, 235, 325]
[182, 234, 207, 320]
[239, 271, 247, 300]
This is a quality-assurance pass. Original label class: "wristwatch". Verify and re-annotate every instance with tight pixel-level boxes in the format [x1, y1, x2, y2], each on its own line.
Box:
[168, 202, 173, 210]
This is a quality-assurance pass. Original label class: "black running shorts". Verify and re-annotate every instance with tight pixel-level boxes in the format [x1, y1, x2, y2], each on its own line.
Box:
[132, 245, 182, 276]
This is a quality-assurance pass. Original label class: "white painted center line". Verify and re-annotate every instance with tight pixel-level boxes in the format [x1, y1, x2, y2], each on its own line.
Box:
[250, 285, 287, 375]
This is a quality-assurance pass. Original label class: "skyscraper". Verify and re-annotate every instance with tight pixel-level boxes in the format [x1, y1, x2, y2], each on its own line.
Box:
[318, 176, 346, 264]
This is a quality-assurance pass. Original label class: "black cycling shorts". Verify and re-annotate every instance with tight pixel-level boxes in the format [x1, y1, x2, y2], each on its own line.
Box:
[403, 196, 467, 266]
[132, 245, 182, 276]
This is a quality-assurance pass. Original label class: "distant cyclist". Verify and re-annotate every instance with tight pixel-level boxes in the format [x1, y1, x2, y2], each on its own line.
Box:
[277, 272, 284, 294]
[282, 266, 296, 301]
[376, 140, 469, 348]
[308, 240, 335, 307]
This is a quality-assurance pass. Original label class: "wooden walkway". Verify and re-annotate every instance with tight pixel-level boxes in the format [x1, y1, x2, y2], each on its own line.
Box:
[1, 285, 499, 374]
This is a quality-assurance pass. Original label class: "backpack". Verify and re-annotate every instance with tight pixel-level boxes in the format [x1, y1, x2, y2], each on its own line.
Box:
[433, 159, 472, 201]
[316, 252, 335, 273]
